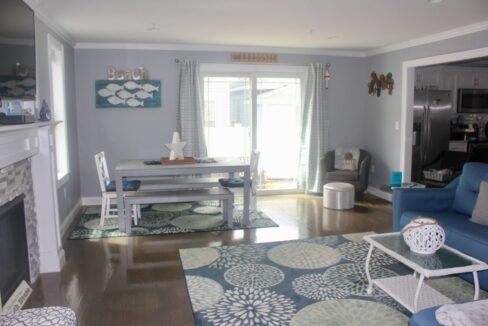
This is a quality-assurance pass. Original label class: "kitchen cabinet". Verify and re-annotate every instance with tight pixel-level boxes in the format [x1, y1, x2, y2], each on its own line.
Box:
[416, 66, 488, 113]
[415, 66, 443, 90]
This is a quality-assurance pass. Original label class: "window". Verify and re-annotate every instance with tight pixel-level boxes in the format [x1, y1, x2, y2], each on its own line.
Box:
[201, 64, 306, 191]
[47, 34, 69, 183]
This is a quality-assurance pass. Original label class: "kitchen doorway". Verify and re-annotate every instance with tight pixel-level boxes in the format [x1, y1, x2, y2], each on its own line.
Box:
[400, 47, 488, 182]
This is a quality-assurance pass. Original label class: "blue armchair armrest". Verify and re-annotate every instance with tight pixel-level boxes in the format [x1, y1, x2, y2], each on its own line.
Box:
[393, 187, 456, 231]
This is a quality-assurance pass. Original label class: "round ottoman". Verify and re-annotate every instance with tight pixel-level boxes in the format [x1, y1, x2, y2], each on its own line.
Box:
[323, 182, 355, 210]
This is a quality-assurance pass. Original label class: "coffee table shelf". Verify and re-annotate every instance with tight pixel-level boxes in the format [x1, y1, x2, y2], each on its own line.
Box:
[373, 275, 453, 312]
[364, 232, 488, 313]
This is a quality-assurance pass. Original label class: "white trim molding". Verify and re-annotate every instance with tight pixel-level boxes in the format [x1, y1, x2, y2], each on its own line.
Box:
[368, 21, 488, 56]
[60, 198, 82, 237]
[82, 196, 102, 206]
[23, 0, 76, 47]
[400, 47, 488, 182]
[366, 186, 392, 202]
[75, 42, 367, 58]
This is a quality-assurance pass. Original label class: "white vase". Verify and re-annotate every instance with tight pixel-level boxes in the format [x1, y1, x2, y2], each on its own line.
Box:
[401, 217, 445, 255]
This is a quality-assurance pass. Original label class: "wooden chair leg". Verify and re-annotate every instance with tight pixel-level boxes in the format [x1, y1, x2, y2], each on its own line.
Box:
[227, 196, 234, 227]
[100, 196, 107, 226]
[131, 204, 140, 226]
[250, 191, 257, 223]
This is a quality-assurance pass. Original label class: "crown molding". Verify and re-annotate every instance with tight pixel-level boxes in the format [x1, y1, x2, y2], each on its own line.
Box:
[23, 0, 76, 47]
[74, 42, 367, 58]
[367, 20, 488, 57]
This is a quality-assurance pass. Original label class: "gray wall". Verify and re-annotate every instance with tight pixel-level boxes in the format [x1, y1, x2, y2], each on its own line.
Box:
[365, 30, 488, 188]
[35, 18, 81, 224]
[74, 49, 367, 197]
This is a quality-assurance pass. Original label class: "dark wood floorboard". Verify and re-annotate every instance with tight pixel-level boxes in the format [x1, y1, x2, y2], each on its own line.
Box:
[25, 194, 392, 326]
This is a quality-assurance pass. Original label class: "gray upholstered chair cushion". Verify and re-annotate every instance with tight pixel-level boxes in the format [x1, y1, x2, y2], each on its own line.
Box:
[325, 170, 359, 182]
[0, 306, 77, 326]
[321, 149, 371, 194]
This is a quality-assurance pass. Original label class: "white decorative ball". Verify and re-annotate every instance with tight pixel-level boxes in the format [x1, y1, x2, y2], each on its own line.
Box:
[401, 217, 445, 255]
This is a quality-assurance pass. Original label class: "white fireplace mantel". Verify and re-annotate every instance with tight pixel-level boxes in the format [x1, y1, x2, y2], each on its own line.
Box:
[0, 122, 64, 275]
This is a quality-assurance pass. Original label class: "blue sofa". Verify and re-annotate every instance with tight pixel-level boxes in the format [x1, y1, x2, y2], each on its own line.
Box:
[393, 162, 488, 290]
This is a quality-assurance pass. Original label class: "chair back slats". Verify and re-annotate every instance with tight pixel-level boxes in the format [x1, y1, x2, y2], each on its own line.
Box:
[250, 150, 260, 195]
[94, 151, 110, 194]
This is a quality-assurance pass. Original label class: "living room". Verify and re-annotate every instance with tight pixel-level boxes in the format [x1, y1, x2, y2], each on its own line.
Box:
[1, 0, 488, 325]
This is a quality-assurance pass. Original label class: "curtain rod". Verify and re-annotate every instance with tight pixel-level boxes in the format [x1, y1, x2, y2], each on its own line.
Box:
[174, 58, 330, 67]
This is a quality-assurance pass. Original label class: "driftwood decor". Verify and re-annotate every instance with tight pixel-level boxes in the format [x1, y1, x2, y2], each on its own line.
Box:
[368, 72, 394, 97]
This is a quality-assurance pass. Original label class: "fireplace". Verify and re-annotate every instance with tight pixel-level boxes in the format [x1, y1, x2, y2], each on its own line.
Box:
[0, 194, 30, 306]
[0, 123, 65, 285]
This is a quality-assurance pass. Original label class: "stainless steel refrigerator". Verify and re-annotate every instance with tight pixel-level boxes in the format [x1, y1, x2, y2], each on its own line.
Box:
[411, 90, 452, 182]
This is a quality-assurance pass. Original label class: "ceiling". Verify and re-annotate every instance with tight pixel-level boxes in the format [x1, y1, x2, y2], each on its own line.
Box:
[26, 0, 488, 53]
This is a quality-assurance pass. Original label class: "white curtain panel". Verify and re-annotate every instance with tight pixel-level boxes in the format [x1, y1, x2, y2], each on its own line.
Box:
[177, 60, 208, 157]
[298, 63, 329, 193]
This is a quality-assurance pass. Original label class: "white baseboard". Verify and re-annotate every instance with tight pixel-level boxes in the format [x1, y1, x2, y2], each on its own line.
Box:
[366, 186, 392, 202]
[82, 196, 101, 206]
[60, 198, 82, 237]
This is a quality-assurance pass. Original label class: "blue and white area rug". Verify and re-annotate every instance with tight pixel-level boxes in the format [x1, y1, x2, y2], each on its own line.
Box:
[69, 201, 277, 240]
[180, 232, 488, 326]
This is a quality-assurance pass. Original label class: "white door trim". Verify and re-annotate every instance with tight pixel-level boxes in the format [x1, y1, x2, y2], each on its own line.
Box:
[400, 47, 488, 182]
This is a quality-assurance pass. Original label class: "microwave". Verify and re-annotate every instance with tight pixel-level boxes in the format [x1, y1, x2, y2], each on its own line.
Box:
[458, 88, 488, 113]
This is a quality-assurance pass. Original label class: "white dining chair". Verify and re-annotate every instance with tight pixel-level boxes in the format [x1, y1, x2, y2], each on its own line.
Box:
[219, 150, 260, 222]
[94, 151, 141, 226]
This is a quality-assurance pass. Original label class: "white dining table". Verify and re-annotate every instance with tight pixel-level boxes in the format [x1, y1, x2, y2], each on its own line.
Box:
[114, 158, 251, 233]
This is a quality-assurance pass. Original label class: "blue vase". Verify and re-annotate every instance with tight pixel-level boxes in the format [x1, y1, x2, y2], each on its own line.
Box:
[39, 100, 51, 121]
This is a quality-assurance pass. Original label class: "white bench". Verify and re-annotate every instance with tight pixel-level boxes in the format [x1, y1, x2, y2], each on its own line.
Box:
[139, 177, 220, 191]
[124, 188, 234, 232]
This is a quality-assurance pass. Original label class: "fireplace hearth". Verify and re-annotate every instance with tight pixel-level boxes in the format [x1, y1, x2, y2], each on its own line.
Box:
[0, 195, 29, 306]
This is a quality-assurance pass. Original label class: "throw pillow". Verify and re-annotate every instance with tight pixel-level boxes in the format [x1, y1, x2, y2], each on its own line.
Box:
[470, 181, 488, 226]
[334, 148, 360, 170]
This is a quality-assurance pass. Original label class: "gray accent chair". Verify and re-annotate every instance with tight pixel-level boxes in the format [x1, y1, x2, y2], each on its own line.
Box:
[321, 149, 371, 198]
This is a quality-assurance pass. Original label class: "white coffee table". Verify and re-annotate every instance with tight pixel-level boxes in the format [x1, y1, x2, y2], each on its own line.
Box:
[364, 232, 488, 313]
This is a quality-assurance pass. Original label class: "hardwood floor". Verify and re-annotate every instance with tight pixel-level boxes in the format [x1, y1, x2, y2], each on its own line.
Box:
[25, 194, 392, 326]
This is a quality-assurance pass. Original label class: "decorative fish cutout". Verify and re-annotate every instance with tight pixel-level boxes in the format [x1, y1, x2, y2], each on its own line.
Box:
[25, 88, 36, 96]
[9, 87, 25, 96]
[142, 83, 159, 92]
[107, 96, 126, 105]
[0, 80, 17, 89]
[124, 81, 142, 90]
[17, 78, 36, 87]
[106, 83, 124, 92]
[126, 98, 144, 107]
[134, 90, 153, 99]
[116, 90, 134, 99]
[97, 88, 115, 97]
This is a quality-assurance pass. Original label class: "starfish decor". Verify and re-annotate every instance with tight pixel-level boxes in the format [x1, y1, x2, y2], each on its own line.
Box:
[165, 132, 186, 160]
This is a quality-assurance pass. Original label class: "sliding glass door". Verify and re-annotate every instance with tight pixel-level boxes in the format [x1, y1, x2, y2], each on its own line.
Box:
[256, 78, 302, 190]
[202, 66, 305, 192]
[203, 77, 252, 160]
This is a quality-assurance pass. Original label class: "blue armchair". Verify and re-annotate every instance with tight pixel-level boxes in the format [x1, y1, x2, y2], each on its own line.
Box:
[393, 162, 488, 290]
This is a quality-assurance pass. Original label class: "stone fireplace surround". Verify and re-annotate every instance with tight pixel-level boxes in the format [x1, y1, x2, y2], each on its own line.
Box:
[0, 160, 39, 282]
[0, 122, 65, 288]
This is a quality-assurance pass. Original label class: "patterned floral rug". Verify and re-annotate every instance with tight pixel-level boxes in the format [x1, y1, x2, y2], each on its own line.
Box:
[68, 201, 278, 240]
[180, 232, 488, 326]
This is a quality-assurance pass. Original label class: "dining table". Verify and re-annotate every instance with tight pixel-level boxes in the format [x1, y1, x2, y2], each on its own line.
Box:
[114, 158, 251, 233]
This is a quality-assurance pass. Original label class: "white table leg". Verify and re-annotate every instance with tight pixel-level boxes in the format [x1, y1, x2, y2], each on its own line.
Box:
[365, 244, 374, 294]
[474, 271, 480, 300]
[242, 168, 251, 226]
[414, 274, 425, 312]
[115, 172, 126, 232]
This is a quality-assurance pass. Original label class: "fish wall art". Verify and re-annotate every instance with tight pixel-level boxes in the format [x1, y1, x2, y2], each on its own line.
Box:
[95, 80, 161, 108]
[0, 76, 36, 100]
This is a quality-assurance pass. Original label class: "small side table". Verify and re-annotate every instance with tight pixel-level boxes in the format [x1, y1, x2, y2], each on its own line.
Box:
[363, 232, 488, 313]
[380, 182, 426, 193]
